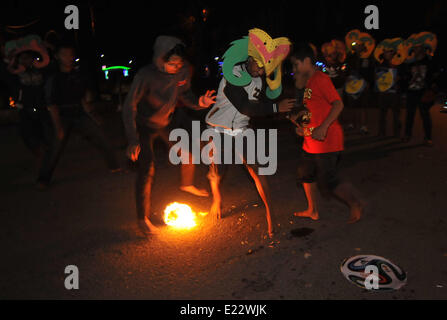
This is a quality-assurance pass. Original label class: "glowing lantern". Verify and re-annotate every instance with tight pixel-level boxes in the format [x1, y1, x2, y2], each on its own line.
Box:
[164, 202, 198, 229]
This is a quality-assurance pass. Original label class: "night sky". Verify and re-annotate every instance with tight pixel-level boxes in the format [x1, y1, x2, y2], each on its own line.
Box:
[1, 0, 446, 69]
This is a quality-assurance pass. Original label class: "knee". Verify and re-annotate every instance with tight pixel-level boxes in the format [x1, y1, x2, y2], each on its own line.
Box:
[297, 167, 315, 186]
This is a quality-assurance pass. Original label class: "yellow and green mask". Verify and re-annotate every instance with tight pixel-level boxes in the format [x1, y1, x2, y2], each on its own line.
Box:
[222, 28, 291, 100]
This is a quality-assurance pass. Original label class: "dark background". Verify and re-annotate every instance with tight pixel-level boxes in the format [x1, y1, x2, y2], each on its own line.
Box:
[1, 0, 446, 71]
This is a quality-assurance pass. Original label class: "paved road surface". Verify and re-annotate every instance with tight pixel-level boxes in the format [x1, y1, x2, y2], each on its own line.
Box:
[1, 106, 446, 299]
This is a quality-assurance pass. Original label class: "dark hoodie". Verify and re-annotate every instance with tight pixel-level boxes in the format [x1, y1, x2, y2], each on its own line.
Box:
[122, 36, 202, 146]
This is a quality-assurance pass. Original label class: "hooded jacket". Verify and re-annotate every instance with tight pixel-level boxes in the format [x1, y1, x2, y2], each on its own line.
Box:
[122, 36, 202, 146]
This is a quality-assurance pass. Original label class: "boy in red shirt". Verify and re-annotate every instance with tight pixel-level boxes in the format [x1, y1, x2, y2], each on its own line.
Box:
[290, 43, 365, 223]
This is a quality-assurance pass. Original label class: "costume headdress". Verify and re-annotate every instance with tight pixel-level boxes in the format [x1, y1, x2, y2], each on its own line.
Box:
[405, 31, 437, 63]
[345, 29, 376, 58]
[321, 40, 346, 64]
[374, 38, 409, 66]
[4, 34, 50, 74]
[222, 28, 291, 99]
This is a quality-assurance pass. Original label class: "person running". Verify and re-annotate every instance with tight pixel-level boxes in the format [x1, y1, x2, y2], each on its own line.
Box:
[122, 35, 216, 234]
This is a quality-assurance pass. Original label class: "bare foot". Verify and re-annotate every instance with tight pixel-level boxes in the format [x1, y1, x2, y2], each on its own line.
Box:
[347, 203, 363, 224]
[138, 217, 160, 235]
[180, 185, 209, 197]
[294, 210, 320, 221]
[210, 201, 222, 219]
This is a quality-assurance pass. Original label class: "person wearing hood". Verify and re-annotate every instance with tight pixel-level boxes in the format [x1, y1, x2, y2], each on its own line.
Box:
[122, 35, 216, 234]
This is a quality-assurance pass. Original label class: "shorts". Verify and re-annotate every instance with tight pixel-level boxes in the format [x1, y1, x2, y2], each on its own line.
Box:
[297, 150, 341, 195]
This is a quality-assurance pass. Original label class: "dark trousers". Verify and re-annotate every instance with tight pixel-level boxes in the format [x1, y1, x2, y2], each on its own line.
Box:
[405, 90, 433, 140]
[136, 124, 195, 220]
[297, 151, 341, 197]
[377, 92, 401, 136]
[38, 112, 118, 184]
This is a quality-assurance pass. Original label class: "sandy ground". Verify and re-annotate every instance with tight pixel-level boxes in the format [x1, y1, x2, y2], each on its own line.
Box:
[0, 105, 446, 300]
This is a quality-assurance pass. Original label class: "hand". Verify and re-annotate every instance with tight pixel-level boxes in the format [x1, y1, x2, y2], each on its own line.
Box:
[278, 99, 296, 113]
[126, 144, 141, 162]
[311, 125, 328, 141]
[295, 127, 305, 137]
[199, 90, 217, 108]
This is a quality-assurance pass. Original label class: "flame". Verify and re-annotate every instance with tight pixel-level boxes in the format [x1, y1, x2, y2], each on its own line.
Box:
[164, 202, 198, 229]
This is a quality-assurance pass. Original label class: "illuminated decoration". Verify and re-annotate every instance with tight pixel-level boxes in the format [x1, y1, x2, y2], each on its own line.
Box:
[374, 38, 409, 66]
[202, 8, 209, 22]
[75, 58, 80, 62]
[405, 32, 437, 63]
[129, 60, 133, 64]
[222, 28, 291, 99]
[218, 61, 223, 75]
[316, 61, 327, 73]
[100, 54, 104, 58]
[9, 97, 16, 108]
[101, 65, 131, 80]
[164, 202, 198, 229]
[102, 66, 130, 71]
[321, 40, 346, 65]
[345, 29, 376, 58]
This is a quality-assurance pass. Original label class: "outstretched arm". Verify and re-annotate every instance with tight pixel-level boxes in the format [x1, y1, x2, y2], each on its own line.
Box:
[224, 82, 295, 117]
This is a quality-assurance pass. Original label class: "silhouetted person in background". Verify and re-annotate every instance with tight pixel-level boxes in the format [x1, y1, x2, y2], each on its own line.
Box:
[403, 45, 436, 146]
[38, 43, 120, 188]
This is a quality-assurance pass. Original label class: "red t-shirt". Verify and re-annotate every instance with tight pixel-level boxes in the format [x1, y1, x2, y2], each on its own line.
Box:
[302, 71, 344, 154]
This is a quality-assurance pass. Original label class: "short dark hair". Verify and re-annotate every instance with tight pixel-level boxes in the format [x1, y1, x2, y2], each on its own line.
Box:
[290, 42, 316, 64]
[163, 43, 187, 62]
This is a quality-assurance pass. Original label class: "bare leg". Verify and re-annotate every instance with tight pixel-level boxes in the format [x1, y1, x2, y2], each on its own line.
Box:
[207, 162, 222, 219]
[160, 127, 209, 197]
[244, 163, 274, 238]
[295, 182, 320, 221]
[333, 182, 365, 223]
[137, 162, 160, 234]
[179, 153, 209, 197]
